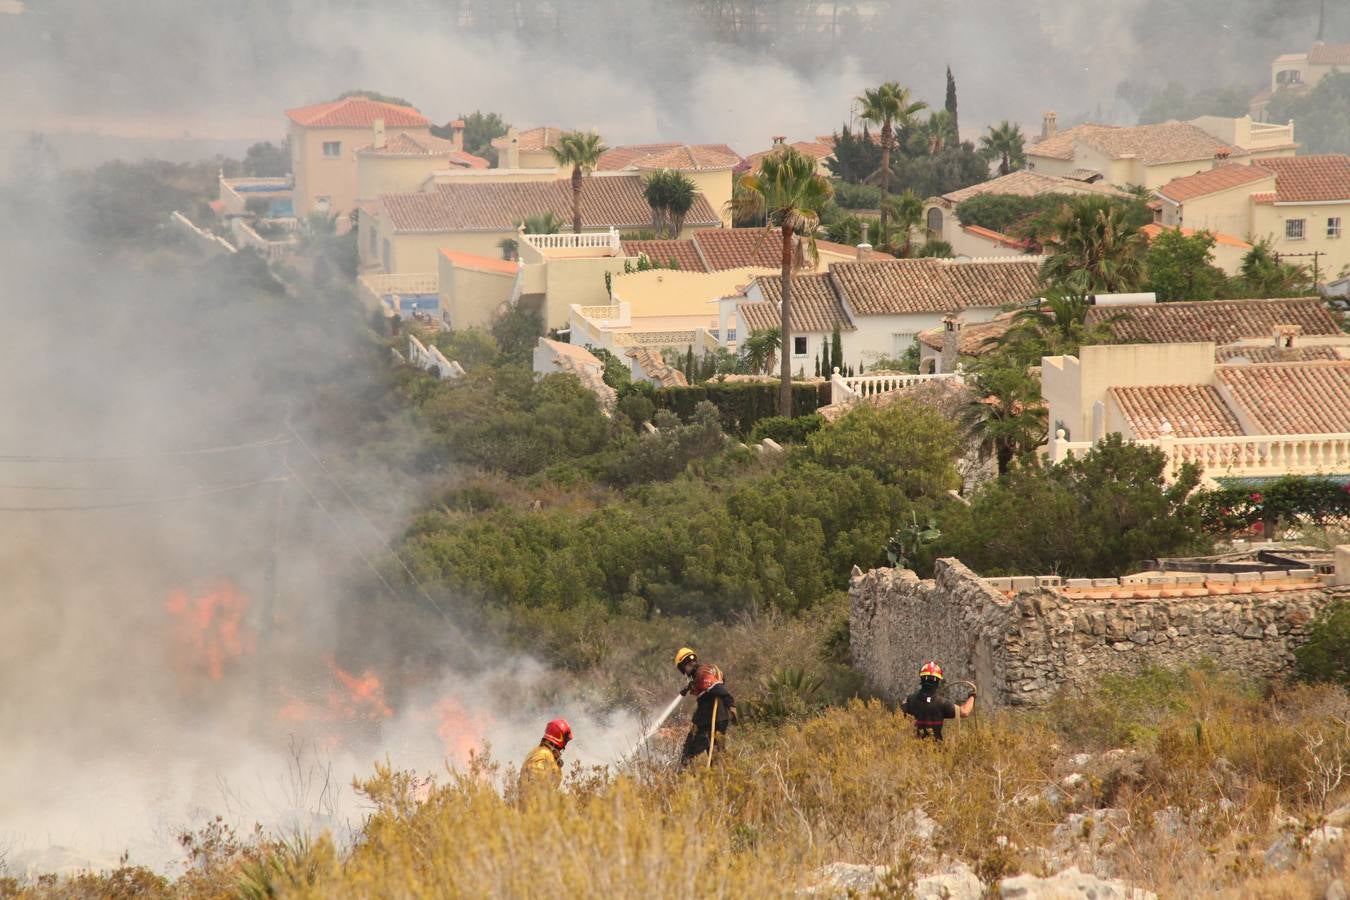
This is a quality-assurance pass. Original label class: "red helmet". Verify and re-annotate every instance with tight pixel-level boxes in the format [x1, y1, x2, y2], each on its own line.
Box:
[542, 718, 573, 749]
[919, 661, 944, 681]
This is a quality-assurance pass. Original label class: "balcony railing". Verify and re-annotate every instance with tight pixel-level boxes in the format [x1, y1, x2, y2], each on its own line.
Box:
[830, 370, 964, 400]
[521, 228, 623, 254]
[1049, 431, 1350, 481]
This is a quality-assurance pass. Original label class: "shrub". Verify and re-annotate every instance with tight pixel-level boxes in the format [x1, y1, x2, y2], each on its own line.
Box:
[831, 180, 884, 210]
[748, 413, 825, 445]
[1296, 602, 1350, 689]
[653, 381, 830, 435]
[1194, 476, 1350, 536]
[805, 399, 960, 498]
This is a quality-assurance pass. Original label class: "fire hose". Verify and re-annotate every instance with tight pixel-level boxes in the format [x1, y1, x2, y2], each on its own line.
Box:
[706, 697, 719, 769]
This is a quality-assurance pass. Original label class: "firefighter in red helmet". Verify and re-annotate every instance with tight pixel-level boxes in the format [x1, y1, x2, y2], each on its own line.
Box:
[519, 718, 572, 792]
[900, 661, 975, 741]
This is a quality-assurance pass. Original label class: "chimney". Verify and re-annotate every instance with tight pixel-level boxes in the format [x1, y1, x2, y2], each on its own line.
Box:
[449, 118, 465, 153]
[941, 314, 963, 374]
[772, 135, 787, 146]
[373, 118, 386, 150]
[856, 221, 873, 260]
[1273, 324, 1302, 348]
[504, 126, 520, 169]
[1041, 111, 1058, 140]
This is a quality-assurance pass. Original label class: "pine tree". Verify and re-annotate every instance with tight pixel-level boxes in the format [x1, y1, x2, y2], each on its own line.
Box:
[945, 67, 960, 145]
[831, 325, 844, 374]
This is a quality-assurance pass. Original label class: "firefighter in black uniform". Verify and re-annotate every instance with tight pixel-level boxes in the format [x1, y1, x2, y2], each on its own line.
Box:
[901, 661, 975, 741]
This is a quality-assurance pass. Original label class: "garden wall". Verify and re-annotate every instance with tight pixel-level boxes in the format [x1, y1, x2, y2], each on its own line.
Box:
[850, 557, 1341, 706]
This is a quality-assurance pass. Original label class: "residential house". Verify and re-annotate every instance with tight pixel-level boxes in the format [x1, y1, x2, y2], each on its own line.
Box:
[1252, 42, 1350, 119]
[1026, 113, 1295, 191]
[1138, 224, 1252, 275]
[738, 272, 858, 375]
[596, 142, 743, 226]
[1154, 156, 1350, 282]
[741, 136, 836, 176]
[1043, 341, 1350, 482]
[732, 256, 1044, 372]
[491, 126, 568, 169]
[362, 172, 722, 274]
[922, 170, 1127, 258]
[355, 120, 488, 205]
[286, 97, 431, 218]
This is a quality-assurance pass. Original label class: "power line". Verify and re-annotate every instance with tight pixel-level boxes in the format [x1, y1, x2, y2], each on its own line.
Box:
[282, 421, 451, 622]
[0, 476, 288, 512]
[0, 436, 288, 464]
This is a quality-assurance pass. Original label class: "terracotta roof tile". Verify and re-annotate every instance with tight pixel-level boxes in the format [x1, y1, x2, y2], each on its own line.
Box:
[490, 126, 566, 152]
[1308, 42, 1350, 65]
[1156, 164, 1274, 202]
[939, 170, 1127, 205]
[961, 223, 1032, 249]
[356, 132, 489, 167]
[830, 258, 1043, 316]
[596, 143, 682, 171]
[621, 239, 704, 272]
[1030, 122, 1238, 165]
[743, 273, 855, 333]
[1085, 298, 1339, 343]
[1215, 344, 1342, 363]
[286, 97, 428, 129]
[1140, 223, 1252, 249]
[439, 248, 521, 276]
[630, 144, 743, 171]
[1109, 384, 1244, 438]
[380, 175, 718, 233]
[916, 310, 1024, 352]
[743, 140, 834, 168]
[625, 347, 688, 387]
[1253, 155, 1350, 203]
[1217, 360, 1350, 434]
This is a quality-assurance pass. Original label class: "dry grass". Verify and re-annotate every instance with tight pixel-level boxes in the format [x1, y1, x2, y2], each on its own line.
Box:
[7, 676, 1348, 899]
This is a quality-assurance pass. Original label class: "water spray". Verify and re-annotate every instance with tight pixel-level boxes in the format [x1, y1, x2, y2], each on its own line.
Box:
[622, 693, 684, 762]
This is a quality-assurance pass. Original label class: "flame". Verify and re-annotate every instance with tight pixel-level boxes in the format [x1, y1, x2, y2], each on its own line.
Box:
[165, 581, 254, 681]
[431, 697, 482, 763]
[329, 660, 393, 720]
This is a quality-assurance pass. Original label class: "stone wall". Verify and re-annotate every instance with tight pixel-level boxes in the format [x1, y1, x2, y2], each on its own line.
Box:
[850, 557, 1342, 707]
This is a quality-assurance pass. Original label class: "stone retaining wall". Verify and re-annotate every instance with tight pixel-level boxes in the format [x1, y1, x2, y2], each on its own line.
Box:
[849, 557, 1341, 707]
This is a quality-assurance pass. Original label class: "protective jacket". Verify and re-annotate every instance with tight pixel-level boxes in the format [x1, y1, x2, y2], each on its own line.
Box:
[901, 686, 957, 741]
[680, 663, 734, 765]
[519, 742, 562, 791]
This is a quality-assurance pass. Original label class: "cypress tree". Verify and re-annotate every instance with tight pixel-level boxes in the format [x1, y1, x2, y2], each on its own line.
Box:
[821, 336, 831, 375]
[945, 66, 960, 145]
[685, 346, 695, 381]
[831, 325, 844, 374]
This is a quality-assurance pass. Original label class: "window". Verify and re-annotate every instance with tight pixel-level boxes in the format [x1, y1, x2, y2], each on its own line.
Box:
[322, 141, 341, 158]
[1285, 218, 1306, 240]
[926, 207, 944, 240]
[892, 332, 917, 355]
[793, 336, 808, 356]
[1329, 217, 1342, 239]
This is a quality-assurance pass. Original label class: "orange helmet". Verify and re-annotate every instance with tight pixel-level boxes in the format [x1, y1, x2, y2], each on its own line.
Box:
[919, 661, 944, 682]
[542, 718, 573, 750]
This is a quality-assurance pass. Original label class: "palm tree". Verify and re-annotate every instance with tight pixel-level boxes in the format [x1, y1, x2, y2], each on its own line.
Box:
[548, 131, 607, 234]
[518, 212, 563, 234]
[979, 122, 1027, 176]
[1039, 196, 1147, 293]
[961, 358, 1047, 475]
[856, 82, 927, 239]
[642, 169, 698, 238]
[727, 146, 835, 416]
[740, 328, 782, 376]
[881, 189, 924, 256]
[923, 110, 955, 155]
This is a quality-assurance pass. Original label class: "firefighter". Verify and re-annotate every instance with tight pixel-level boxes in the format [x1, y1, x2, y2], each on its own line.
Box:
[519, 718, 572, 793]
[900, 661, 975, 741]
[675, 647, 735, 766]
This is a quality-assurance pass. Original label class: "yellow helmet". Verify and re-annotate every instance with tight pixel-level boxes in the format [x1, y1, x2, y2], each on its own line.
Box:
[675, 647, 697, 667]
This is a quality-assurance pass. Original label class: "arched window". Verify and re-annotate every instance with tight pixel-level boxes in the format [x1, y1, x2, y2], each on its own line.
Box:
[926, 207, 944, 239]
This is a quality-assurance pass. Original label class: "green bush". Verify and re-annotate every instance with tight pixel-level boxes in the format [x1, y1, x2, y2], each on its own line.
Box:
[805, 399, 960, 498]
[1193, 476, 1350, 535]
[1296, 602, 1350, 689]
[748, 414, 825, 445]
[653, 381, 830, 435]
[830, 180, 883, 210]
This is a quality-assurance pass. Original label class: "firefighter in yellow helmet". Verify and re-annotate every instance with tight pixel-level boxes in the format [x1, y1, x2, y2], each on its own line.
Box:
[519, 718, 572, 793]
[675, 647, 735, 766]
[900, 661, 975, 741]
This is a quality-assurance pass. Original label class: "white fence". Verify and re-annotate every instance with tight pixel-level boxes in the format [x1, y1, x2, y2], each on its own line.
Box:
[830, 369, 964, 401]
[1049, 430, 1350, 481]
[169, 211, 236, 254]
[407, 335, 465, 381]
[229, 217, 296, 263]
[522, 228, 622, 254]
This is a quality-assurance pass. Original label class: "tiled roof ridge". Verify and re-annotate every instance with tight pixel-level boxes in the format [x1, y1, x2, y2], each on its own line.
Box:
[286, 96, 428, 128]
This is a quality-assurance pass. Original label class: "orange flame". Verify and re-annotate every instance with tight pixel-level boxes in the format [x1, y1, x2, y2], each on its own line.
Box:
[165, 581, 254, 681]
[329, 660, 393, 720]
